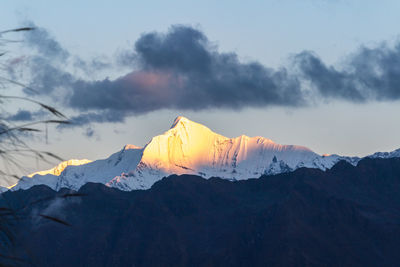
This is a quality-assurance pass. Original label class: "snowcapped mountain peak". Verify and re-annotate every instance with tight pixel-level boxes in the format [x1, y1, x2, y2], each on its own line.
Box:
[123, 144, 142, 150]
[140, 116, 226, 176]
[170, 115, 190, 128]
[111, 116, 335, 190]
[10, 115, 395, 192]
[169, 116, 216, 137]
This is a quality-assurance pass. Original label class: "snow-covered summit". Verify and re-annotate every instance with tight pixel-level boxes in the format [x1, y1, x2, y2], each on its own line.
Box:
[8, 116, 378, 192]
[137, 116, 320, 179]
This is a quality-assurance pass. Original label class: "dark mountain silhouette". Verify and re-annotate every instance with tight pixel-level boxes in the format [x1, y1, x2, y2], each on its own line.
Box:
[2, 157, 400, 266]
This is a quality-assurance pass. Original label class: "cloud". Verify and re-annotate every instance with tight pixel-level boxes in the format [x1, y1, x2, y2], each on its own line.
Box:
[20, 23, 400, 127]
[24, 21, 69, 62]
[55, 111, 126, 138]
[294, 43, 400, 102]
[85, 127, 95, 138]
[7, 109, 34, 121]
[21, 21, 110, 97]
[60, 111, 126, 127]
[6, 109, 46, 122]
[24, 25, 304, 115]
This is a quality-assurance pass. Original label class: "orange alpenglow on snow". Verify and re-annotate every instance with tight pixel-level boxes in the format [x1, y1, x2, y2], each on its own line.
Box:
[27, 159, 93, 177]
[7, 159, 92, 190]
[10, 116, 362, 192]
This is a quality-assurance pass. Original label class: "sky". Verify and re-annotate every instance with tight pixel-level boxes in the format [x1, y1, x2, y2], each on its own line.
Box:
[2, 0, 400, 175]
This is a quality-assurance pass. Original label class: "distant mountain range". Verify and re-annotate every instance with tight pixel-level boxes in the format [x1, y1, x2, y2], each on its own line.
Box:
[3, 157, 400, 266]
[7, 116, 400, 192]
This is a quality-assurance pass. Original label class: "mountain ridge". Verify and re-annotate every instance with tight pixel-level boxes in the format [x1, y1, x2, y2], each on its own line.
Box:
[8, 116, 397, 192]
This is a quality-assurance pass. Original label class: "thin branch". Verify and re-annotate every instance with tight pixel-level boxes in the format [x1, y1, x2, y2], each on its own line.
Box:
[0, 27, 35, 35]
[0, 94, 67, 118]
[0, 120, 70, 135]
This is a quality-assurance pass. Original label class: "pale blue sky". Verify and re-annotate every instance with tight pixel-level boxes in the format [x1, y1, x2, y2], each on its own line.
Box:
[4, 0, 400, 66]
[2, 0, 400, 174]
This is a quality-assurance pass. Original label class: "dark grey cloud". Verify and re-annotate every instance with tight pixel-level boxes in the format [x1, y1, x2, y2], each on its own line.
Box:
[61, 111, 126, 128]
[6, 109, 46, 122]
[295, 43, 400, 101]
[20, 23, 400, 127]
[53, 111, 123, 137]
[26, 57, 75, 96]
[7, 109, 33, 121]
[69, 25, 304, 115]
[73, 56, 111, 76]
[134, 26, 212, 73]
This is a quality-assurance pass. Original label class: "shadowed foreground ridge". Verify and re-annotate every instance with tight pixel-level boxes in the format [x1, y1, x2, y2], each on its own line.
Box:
[3, 157, 400, 266]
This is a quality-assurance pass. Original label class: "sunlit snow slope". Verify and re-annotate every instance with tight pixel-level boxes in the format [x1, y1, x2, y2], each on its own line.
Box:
[11, 116, 363, 191]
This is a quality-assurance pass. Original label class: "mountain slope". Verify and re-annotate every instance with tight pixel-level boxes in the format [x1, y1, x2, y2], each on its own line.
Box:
[368, 148, 400, 159]
[14, 145, 143, 191]
[4, 157, 400, 266]
[11, 116, 359, 191]
[27, 159, 93, 177]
